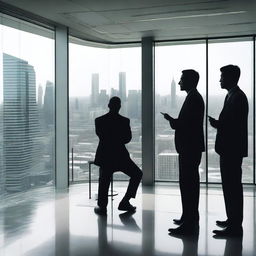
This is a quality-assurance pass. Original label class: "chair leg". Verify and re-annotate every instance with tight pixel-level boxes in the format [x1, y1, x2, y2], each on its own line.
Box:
[89, 162, 92, 199]
[111, 174, 114, 198]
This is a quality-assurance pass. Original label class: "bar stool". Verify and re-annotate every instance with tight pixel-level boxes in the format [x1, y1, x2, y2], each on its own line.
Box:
[88, 161, 117, 199]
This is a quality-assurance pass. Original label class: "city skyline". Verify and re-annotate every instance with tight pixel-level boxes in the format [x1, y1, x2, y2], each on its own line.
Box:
[69, 72, 253, 183]
[0, 52, 253, 189]
[0, 23, 254, 187]
[0, 23, 253, 100]
[1, 35, 253, 101]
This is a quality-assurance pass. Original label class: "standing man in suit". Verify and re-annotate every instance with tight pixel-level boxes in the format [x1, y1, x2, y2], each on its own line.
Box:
[162, 69, 205, 235]
[94, 96, 143, 215]
[209, 65, 248, 237]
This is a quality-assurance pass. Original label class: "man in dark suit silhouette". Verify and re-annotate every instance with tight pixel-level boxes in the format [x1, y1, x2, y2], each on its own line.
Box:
[209, 65, 248, 237]
[162, 69, 205, 235]
[94, 96, 143, 215]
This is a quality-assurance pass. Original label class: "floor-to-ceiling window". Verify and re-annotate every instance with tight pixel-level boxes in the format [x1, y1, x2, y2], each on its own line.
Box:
[69, 38, 141, 183]
[0, 13, 55, 195]
[155, 41, 207, 182]
[155, 38, 255, 184]
[208, 38, 254, 184]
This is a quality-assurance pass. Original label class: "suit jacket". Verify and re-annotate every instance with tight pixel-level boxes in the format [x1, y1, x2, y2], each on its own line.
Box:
[215, 86, 248, 157]
[94, 112, 132, 168]
[170, 89, 205, 154]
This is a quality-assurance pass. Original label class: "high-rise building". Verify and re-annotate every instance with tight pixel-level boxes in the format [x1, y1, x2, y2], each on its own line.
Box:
[0, 104, 4, 194]
[127, 90, 139, 119]
[99, 89, 109, 108]
[91, 73, 99, 107]
[75, 97, 79, 110]
[43, 81, 54, 126]
[3, 53, 42, 192]
[171, 78, 177, 109]
[110, 88, 119, 98]
[157, 151, 179, 180]
[119, 72, 126, 102]
[37, 84, 43, 108]
[155, 134, 175, 154]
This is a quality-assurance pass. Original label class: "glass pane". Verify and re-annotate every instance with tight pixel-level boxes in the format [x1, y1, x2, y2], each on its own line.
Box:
[69, 40, 141, 183]
[155, 42, 206, 182]
[208, 38, 253, 183]
[0, 15, 55, 195]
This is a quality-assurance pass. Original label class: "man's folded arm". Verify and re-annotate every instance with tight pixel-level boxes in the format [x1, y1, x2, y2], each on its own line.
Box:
[122, 120, 132, 144]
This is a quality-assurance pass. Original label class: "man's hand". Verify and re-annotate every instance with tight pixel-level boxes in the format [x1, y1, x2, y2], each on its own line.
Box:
[208, 116, 218, 128]
[161, 112, 172, 121]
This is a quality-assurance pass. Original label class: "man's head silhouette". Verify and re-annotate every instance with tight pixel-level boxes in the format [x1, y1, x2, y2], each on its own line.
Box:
[108, 96, 121, 114]
[220, 65, 240, 90]
[179, 69, 199, 92]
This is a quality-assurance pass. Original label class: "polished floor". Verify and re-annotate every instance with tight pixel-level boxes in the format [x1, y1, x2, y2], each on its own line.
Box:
[0, 182, 255, 256]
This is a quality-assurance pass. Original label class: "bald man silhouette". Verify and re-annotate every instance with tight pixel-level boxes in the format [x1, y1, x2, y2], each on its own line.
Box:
[94, 96, 143, 215]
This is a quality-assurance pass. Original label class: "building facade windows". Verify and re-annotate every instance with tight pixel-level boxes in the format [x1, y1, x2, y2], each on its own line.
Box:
[0, 14, 55, 195]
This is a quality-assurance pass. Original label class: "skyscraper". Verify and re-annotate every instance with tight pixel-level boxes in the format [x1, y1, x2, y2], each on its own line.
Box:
[110, 88, 119, 98]
[75, 97, 79, 110]
[127, 90, 139, 119]
[44, 81, 54, 126]
[0, 104, 4, 194]
[99, 89, 109, 108]
[119, 72, 126, 102]
[91, 73, 99, 107]
[3, 53, 42, 192]
[38, 84, 43, 108]
[171, 78, 177, 108]
[157, 151, 179, 180]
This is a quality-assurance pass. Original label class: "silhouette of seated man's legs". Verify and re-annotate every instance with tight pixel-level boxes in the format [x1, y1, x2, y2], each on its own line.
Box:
[97, 168, 112, 209]
[120, 160, 143, 203]
[97, 161, 142, 211]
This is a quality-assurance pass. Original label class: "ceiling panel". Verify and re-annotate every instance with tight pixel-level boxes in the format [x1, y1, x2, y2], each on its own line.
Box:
[1, 0, 256, 43]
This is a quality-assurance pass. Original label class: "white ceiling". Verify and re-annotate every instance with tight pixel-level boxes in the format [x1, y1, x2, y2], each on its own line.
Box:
[1, 0, 256, 43]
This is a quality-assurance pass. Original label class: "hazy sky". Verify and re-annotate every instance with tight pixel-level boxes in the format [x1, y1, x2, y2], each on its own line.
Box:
[0, 23, 254, 101]
[155, 41, 253, 98]
[69, 43, 141, 97]
[0, 24, 54, 93]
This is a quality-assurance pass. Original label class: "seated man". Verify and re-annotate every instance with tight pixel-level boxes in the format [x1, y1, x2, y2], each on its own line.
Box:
[94, 96, 143, 215]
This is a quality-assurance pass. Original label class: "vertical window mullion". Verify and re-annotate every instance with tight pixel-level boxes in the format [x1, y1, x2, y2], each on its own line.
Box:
[253, 36, 256, 185]
[206, 39, 209, 185]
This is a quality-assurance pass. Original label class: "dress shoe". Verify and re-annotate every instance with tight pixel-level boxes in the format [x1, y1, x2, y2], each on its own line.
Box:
[173, 218, 198, 227]
[94, 206, 107, 215]
[173, 218, 183, 225]
[213, 226, 243, 238]
[168, 223, 199, 236]
[216, 220, 229, 228]
[118, 201, 136, 212]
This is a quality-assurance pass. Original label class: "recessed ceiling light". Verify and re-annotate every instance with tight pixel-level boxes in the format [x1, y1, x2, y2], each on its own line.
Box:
[130, 11, 246, 23]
